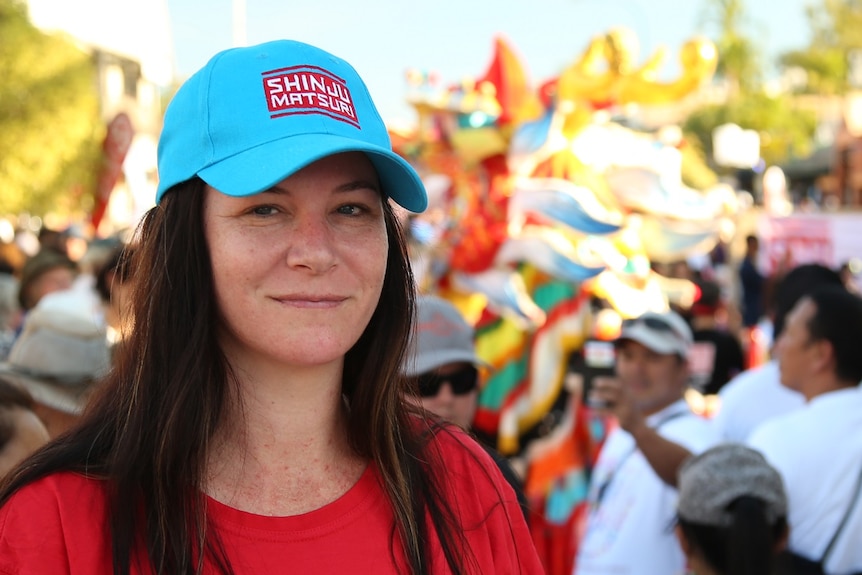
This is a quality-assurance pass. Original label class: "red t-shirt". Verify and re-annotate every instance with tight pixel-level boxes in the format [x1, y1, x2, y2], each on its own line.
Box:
[0, 428, 543, 574]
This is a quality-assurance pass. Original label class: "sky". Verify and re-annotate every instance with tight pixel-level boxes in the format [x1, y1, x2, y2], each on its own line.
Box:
[166, 0, 811, 125]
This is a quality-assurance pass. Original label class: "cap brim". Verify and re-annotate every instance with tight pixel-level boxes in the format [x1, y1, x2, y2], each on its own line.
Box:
[0, 365, 94, 415]
[404, 349, 492, 377]
[615, 324, 687, 357]
[197, 133, 427, 213]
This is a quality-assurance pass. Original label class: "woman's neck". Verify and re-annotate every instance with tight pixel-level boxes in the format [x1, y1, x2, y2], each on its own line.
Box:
[690, 315, 716, 330]
[686, 555, 721, 575]
[204, 358, 366, 515]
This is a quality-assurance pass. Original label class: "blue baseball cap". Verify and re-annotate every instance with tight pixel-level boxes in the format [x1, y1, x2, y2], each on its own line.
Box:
[156, 40, 427, 213]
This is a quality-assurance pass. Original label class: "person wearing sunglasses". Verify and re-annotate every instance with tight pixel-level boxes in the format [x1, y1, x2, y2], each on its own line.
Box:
[404, 294, 529, 522]
[575, 310, 717, 575]
[404, 294, 485, 431]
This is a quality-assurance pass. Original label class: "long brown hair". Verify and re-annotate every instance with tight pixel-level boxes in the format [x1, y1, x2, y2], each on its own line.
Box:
[0, 178, 473, 574]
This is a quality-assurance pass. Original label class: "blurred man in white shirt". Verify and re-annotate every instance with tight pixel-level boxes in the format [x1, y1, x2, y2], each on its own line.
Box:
[575, 311, 716, 575]
[748, 286, 862, 574]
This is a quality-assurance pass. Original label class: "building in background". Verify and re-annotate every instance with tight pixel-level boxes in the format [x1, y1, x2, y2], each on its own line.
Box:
[25, 0, 174, 235]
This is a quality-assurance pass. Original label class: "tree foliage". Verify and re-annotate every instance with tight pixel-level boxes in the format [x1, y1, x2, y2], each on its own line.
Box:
[0, 0, 102, 216]
[779, 0, 862, 94]
[684, 93, 817, 166]
[700, 0, 763, 93]
[683, 0, 818, 168]
[780, 49, 846, 94]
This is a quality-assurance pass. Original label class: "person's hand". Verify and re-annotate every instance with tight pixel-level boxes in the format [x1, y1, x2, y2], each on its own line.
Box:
[588, 376, 647, 435]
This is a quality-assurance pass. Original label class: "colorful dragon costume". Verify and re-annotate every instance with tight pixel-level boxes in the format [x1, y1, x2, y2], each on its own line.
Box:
[393, 28, 735, 574]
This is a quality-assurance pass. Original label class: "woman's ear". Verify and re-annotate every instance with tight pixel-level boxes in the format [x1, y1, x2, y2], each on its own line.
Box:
[774, 523, 790, 553]
[674, 523, 692, 556]
[811, 338, 835, 375]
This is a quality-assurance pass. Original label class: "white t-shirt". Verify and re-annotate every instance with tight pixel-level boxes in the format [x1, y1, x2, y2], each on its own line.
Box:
[712, 360, 805, 442]
[574, 400, 717, 575]
[748, 386, 862, 574]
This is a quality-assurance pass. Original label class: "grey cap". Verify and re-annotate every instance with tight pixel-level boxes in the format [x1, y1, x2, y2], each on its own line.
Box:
[616, 310, 693, 359]
[403, 295, 488, 377]
[677, 443, 788, 527]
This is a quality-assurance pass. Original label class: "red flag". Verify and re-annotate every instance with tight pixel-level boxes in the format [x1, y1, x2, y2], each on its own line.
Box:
[91, 113, 134, 232]
[477, 36, 541, 127]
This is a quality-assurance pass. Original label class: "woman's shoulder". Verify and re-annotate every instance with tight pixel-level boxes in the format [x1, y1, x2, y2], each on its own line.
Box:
[419, 420, 513, 493]
[421, 420, 494, 463]
[0, 471, 109, 535]
[415, 420, 544, 572]
[2, 470, 107, 506]
[0, 472, 113, 572]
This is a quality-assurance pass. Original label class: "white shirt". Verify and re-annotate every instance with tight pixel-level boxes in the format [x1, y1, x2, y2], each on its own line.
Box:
[575, 400, 717, 575]
[712, 360, 805, 442]
[748, 386, 862, 574]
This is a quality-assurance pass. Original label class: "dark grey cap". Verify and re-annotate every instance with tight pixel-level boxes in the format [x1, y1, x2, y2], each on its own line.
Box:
[677, 443, 787, 527]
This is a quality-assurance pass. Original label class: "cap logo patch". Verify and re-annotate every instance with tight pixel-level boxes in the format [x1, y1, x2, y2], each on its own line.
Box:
[262, 65, 359, 128]
[420, 311, 460, 337]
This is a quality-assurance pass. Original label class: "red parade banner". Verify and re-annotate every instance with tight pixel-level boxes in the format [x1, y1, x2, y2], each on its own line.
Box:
[91, 112, 134, 232]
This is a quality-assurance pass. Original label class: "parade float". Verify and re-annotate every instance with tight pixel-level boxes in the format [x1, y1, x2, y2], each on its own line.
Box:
[392, 28, 737, 574]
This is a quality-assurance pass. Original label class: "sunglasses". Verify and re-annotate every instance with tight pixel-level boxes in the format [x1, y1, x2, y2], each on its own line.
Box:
[415, 365, 479, 398]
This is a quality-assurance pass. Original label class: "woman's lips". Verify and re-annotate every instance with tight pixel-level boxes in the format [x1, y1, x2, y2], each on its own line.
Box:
[272, 294, 346, 308]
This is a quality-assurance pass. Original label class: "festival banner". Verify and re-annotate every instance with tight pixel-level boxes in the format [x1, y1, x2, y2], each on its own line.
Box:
[757, 214, 835, 275]
[757, 212, 862, 282]
[91, 112, 134, 232]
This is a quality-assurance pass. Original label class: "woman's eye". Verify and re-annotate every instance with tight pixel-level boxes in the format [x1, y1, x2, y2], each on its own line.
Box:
[336, 204, 364, 216]
[251, 205, 278, 216]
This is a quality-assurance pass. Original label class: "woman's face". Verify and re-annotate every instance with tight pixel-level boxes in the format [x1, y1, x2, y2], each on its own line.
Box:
[25, 267, 75, 310]
[203, 152, 388, 372]
[405, 362, 478, 430]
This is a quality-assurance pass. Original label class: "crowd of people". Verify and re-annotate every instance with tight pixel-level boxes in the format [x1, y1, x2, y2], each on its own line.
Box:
[0, 37, 860, 575]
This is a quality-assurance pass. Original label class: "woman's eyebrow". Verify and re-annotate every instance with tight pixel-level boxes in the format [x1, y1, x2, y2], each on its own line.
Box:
[265, 179, 381, 195]
[335, 179, 381, 194]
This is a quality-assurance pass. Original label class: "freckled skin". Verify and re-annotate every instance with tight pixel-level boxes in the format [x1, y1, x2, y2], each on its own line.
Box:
[202, 153, 387, 515]
[203, 152, 388, 375]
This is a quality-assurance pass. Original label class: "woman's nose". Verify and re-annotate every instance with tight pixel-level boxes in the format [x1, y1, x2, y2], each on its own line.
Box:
[285, 213, 337, 272]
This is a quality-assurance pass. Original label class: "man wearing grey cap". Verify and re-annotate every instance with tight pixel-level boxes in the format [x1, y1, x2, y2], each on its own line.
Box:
[575, 310, 717, 575]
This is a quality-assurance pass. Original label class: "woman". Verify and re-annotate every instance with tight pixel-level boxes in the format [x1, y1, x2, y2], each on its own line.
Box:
[16, 249, 78, 313]
[676, 443, 789, 575]
[0, 40, 540, 574]
[95, 243, 136, 349]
